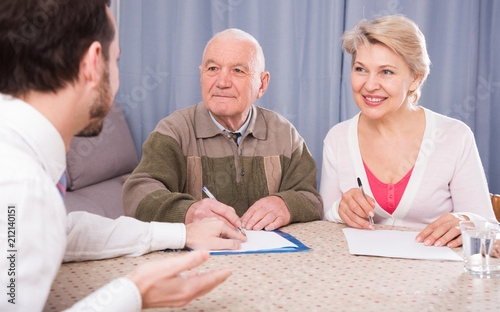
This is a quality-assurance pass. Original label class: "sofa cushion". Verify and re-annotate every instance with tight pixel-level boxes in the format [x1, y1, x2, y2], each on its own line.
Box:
[65, 101, 138, 191]
[65, 176, 127, 218]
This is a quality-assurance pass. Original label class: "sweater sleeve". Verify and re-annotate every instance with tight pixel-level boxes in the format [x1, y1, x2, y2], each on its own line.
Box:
[123, 132, 196, 223]
[274, 142, 323, 223]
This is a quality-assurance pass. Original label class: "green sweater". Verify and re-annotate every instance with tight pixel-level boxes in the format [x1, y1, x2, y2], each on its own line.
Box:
[123, 103, 323, 224]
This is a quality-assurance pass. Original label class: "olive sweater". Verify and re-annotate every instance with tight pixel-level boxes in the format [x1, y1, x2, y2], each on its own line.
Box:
[123, 103, 323, 223]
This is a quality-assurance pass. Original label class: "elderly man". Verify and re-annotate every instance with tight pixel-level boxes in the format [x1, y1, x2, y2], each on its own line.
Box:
[123, 28, 323, 231]
[0, 1, 245, 311]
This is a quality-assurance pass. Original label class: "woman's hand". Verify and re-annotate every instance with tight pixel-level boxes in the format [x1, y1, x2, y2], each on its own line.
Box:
[415, 213, 468, 248]
[338, 188, 376, 230]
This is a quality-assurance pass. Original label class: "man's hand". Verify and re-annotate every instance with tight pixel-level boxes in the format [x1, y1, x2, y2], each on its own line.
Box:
[415, 213, 468, 248]
[338, 188, 375, 230]
[185, 198, 241, 228]
[240, 196, 290, 231]
[186, 218, 247, 250]
[127, 250, 231, 308]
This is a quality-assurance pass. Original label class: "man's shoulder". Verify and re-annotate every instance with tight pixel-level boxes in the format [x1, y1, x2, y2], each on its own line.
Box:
[254, 106, 295, 129]
[0, 136, 47, 183]
[160, 104, 197, 123]
[154, 104, 198, 134]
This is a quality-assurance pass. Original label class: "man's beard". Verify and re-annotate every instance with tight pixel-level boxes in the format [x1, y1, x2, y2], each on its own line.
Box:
[76, 67, 113, 137]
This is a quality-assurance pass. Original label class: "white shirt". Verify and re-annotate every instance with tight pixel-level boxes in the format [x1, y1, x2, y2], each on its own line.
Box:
[320, 108, 496, 227]
[0, 94, 186, 312]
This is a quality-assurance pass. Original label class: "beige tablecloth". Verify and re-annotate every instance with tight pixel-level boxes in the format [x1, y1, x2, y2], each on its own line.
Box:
[44, 221, 500, 311]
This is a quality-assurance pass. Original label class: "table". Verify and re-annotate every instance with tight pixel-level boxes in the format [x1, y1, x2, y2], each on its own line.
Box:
[44, 221, 500, 311]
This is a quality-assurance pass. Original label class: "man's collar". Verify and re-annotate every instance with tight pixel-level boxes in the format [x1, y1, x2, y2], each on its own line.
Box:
[208, 109, 252, 136]
[194, 103, 267, 141]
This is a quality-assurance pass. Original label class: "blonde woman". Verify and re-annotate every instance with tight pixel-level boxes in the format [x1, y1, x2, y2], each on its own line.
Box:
[320, 15, 495, 248]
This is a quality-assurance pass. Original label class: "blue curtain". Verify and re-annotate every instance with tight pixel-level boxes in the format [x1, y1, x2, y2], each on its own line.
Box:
[116, 0, 500, 194]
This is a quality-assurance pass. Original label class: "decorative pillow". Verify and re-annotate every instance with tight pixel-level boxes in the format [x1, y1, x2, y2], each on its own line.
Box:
[65, 101, 139, 191]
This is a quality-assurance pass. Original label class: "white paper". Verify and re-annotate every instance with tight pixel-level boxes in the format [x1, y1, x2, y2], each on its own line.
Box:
[210, 230, 298, 254]
[342, 228, 462, 261]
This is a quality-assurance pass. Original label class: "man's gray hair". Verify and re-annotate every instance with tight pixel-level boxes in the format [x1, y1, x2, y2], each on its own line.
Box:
[202, 28, 266, 73]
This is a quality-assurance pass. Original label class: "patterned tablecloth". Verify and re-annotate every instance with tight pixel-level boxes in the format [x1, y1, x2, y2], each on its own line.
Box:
[44, 221, 500, 311]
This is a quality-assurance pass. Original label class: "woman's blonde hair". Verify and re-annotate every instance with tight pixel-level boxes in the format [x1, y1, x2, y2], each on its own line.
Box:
[342, 15, 431, 104]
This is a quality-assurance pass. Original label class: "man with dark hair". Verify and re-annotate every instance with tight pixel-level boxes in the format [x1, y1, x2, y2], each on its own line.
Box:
[0, 1, 245, 311]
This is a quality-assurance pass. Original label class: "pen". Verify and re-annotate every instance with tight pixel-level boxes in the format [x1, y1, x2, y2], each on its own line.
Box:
[202, 186, 247, 236]
[357, 177, 374, 227]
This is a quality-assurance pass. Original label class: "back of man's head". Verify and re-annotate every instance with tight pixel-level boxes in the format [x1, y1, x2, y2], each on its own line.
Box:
[0, 0, 113, 97]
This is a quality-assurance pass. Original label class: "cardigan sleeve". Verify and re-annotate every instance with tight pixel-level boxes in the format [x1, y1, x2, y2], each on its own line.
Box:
[319, 128, 345, 223]
[448, 126, 496, 222]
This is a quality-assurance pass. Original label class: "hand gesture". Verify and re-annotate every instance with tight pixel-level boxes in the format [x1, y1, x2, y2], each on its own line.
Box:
[240, 196, 290, 231]
[338, 188, 375, 230]
[127, 250, 231, 308]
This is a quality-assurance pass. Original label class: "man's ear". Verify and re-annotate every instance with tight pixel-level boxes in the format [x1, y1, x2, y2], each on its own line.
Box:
[257, 71, 270, 99]
[79, 41, 103, 88]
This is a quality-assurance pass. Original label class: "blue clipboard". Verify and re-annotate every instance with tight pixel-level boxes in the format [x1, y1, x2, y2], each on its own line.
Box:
[209, 229, 311, 255]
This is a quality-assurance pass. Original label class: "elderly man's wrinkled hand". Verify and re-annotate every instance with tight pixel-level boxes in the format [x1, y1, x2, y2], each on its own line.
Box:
[186, 198, 241, 229]
[240, 196, 290, 231]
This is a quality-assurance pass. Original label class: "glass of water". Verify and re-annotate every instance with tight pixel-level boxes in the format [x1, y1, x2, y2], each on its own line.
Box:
[460, 220, 500, 278]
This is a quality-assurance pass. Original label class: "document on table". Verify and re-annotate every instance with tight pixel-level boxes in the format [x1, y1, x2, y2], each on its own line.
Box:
[210, 229, 310, 255]
[342, 228, 462, 261]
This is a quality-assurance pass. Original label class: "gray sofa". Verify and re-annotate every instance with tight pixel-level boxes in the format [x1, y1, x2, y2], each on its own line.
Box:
[64, 102, 138, 219]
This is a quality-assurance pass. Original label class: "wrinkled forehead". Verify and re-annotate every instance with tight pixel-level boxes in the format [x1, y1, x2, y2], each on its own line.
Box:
[202, 37, 261, 71]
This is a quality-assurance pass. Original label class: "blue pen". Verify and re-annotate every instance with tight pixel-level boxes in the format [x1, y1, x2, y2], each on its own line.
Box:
[357, 177, 374, 227]
[202, 186, 247, 236]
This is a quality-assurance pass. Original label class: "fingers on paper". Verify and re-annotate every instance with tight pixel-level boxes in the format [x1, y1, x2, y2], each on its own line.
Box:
[241, 197, 290, 231]
[416, 214, 462, 247]
[186, 218, 245, 250]
[241, 207, 268, 230]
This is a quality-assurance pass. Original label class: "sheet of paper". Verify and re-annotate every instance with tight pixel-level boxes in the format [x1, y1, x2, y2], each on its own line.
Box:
[210, 230, 298, 254]
[342, 228, 462, 261]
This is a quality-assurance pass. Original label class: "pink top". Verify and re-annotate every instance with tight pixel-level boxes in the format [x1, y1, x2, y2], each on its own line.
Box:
[363, 161, 414, 214]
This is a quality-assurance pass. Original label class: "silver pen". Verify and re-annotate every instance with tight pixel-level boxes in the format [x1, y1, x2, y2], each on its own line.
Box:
[357, 177, 374, 227]
[202, 186, 246, 236]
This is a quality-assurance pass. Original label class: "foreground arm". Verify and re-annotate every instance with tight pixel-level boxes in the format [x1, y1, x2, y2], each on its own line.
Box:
[64, 211, 185, 262]
[65, 212, 246, 262]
